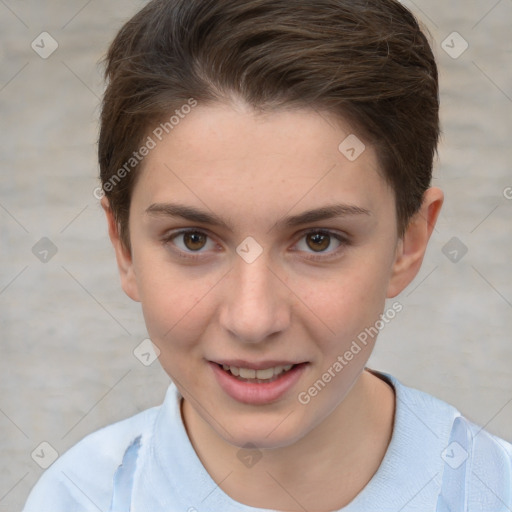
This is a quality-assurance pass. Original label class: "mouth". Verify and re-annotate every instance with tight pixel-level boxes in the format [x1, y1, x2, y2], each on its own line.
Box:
[216, 362, 300, 384]
[209, 360, 309, 405]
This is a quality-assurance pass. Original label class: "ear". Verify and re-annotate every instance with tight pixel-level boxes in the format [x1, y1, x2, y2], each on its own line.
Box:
[386, 187, 444, 298]
[101, 197, 141, 302]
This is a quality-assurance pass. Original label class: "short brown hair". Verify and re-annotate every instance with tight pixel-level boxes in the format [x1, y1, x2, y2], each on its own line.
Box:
[99, 0, 439, 251]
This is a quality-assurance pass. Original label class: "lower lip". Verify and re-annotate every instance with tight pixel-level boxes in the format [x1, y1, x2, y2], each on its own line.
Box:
[209, 362, 308, 405]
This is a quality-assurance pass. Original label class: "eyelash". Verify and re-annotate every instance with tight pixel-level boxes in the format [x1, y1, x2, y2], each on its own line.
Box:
[161, 228, 350, 262]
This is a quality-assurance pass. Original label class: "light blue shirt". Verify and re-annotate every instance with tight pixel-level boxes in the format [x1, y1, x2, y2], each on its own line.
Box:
[23, 371, 512, 511]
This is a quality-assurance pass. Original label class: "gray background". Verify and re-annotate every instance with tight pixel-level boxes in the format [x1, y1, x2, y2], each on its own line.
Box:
[1, 0, 511, 509]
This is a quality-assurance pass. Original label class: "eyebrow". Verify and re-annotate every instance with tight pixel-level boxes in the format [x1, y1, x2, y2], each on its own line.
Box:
[145, 202, 371, 231]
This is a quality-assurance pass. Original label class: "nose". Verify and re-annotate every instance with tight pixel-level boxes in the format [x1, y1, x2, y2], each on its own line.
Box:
[219, 254, 291, 344]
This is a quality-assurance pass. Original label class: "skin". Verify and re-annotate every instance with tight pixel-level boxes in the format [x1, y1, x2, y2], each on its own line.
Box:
[102, 100, 443, 511]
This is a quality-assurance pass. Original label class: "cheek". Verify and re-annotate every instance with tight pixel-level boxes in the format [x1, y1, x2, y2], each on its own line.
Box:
[305, 258, 391, 341]
[295, 267, 390, 415]
[137, 275, 213, 383]
[140, 280, 211, 341]
[133, 250, 216, 348]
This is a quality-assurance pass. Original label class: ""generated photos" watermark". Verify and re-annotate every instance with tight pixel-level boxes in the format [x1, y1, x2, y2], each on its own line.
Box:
[93, 98, 198, 200]
[297, 301, 403, 405]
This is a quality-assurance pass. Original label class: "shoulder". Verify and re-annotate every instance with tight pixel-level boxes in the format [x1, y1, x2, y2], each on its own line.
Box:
[379, 371, 512, 509]
[23, 404, 160, 512]
[377, 370, 462, 438]
[462, 417, 512, 509]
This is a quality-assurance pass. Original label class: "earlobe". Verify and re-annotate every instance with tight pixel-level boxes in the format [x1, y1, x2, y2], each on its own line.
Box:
[386, 187, 444, 298]
[101, 197, 141, 302]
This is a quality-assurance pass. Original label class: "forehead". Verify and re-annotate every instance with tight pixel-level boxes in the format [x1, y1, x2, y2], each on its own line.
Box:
[132, 102, 393, 220]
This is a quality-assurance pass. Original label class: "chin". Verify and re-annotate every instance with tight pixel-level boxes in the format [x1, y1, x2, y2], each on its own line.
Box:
[220, 415, 309, 451]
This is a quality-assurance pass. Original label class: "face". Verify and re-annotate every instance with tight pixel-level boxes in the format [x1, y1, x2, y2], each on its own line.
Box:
[110, 101, 421, 449]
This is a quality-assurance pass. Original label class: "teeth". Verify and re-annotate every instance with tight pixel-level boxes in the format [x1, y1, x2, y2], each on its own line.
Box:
[255, 368, 274, 379]
[221, 363, 295, 380]
[239, 367, 256, 379]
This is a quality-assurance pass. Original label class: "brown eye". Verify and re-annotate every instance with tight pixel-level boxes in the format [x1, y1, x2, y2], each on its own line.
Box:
[293, 229, 348, 261]
[162, 229, 215, 259]
[182, 231, 208, 251]
[305, 232, 332, 252]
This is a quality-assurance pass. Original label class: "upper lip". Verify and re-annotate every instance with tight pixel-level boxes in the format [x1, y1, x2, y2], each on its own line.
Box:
[210, 359, 305, 370]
